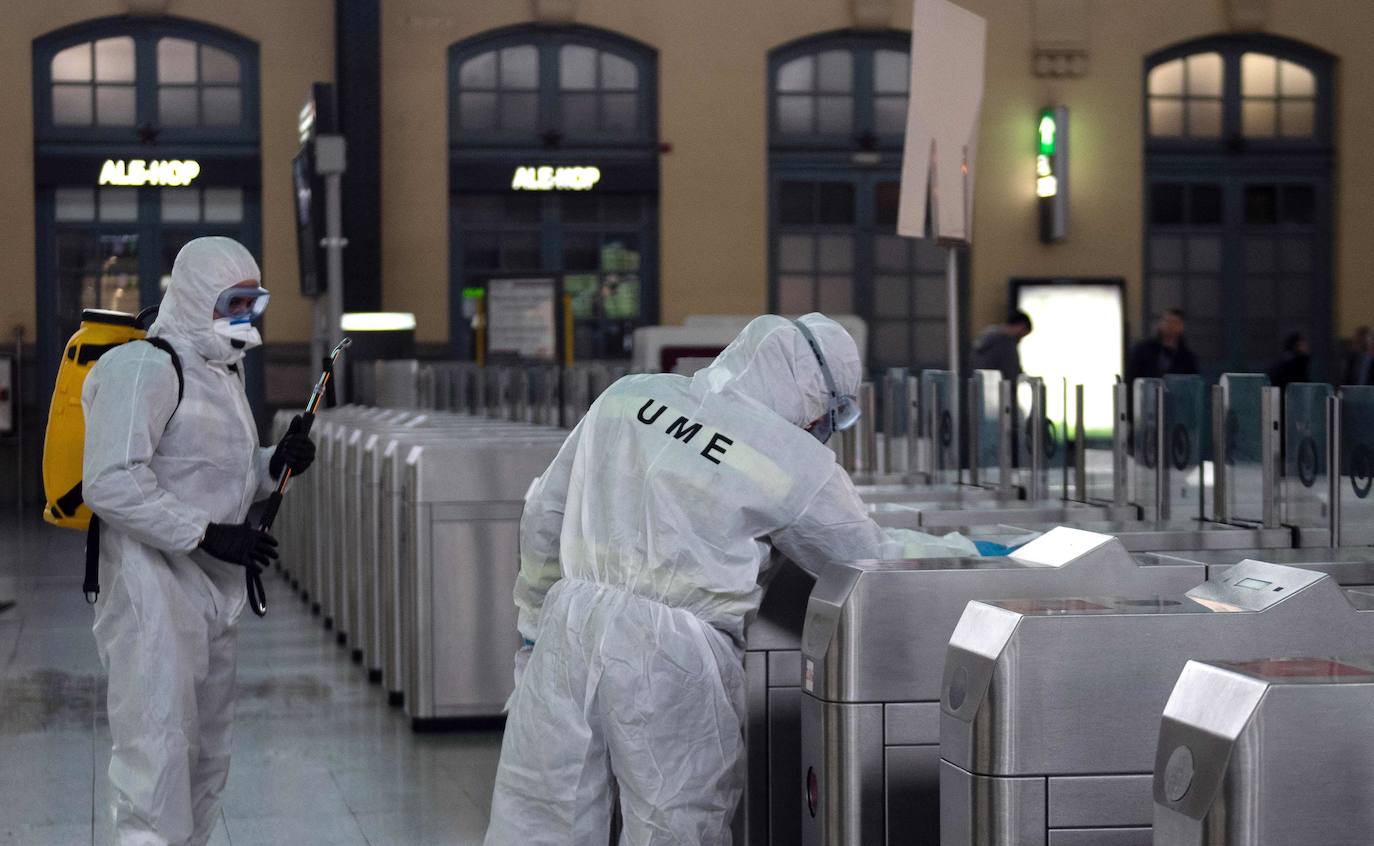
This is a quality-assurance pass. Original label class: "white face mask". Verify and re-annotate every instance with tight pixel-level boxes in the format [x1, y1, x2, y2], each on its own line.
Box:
[212, 318, 262, 354]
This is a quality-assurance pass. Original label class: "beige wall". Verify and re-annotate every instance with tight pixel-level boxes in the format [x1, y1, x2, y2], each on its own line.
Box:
[381, 0, 1374, 348]
[0, 0, 332, 345]
[8, 1, 1374, 353]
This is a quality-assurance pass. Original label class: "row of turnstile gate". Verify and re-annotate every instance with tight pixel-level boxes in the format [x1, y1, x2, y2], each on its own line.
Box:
[274, 357, 1374, 844]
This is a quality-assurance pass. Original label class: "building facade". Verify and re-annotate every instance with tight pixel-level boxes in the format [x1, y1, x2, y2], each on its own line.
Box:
[4, 0, 1373, 468]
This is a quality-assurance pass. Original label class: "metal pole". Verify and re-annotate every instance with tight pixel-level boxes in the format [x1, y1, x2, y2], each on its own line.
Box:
[316, 135, 348, 402]
[858, 382, 876, 476]
[1156, 384, 1169, 521]
[1061, 378, 1069, 502]
[13, 326, 23, 536]
[905, 375, 921, 483]
[1261, 386, 1281, 529]
[1113, 381, 1130, 508]
[1211, 385, 1228, 524]
[945, 246, 959, 378]
[1029, 379, 1045, 501]
[1327, 393, 1341, 548]
[966, 377, 980, 487]
[998, 380, 1014, 495]
[1074, 384, 1087, 503]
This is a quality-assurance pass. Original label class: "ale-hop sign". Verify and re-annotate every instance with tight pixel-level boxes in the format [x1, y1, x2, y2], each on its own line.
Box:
[510, 165, 601, 191]
[98, 159, 202, 187]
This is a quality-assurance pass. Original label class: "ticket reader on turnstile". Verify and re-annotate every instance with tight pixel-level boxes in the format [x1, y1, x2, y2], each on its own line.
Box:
[1153, 656, 1374, 846]
[797, 528, 1208, 846]
[940, 561, 1374, 846]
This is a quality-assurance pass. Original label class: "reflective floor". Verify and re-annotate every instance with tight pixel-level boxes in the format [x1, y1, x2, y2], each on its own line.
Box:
[0, 516, 502, 846]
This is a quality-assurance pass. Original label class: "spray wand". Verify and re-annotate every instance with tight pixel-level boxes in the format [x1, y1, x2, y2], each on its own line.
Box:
[248, 337, 351, 616]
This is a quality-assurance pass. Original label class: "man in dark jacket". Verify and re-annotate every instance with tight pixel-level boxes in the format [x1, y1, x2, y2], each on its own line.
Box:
[970, 311, 1033, 381]
[1125, 308, 1199, 383]
[1266, 332, 1311, 390]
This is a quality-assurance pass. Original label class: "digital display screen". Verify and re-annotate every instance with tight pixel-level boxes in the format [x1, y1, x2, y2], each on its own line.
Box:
[1236, 577, 1272, 590]
[1014, 280, 1124, 440]
[292, 147, 323, 296]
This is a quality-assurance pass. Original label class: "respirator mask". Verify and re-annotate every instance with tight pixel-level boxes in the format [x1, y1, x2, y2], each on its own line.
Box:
[212, 285, 270, 349]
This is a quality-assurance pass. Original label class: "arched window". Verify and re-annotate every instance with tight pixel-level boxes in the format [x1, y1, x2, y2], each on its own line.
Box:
[448, 26, 659, 361]
[768, 31, 955, 373]
[37, 19, 257, 141]
[1143, 36, 1333, 377]
[1145, 37, 1330, 147]
[34, 17, 261, 405]
[771, 36, 910, 148]
[450, 27, 654, 147]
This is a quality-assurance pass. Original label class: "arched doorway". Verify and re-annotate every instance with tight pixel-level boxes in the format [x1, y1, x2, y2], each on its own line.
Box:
[767, 30, 963, 375]
[1143, 35, 1334, 378]
[447, 24, 659, 361]
[33, 16, 263, 407]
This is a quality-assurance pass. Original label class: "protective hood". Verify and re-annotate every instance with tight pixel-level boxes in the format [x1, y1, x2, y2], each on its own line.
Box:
[691, 313, 861, 428]
[149, 237, 262, 366]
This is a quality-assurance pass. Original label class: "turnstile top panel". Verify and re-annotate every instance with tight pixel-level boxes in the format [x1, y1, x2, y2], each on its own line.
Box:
[1154, 654, 1374, 836]
[1211, 655, 1374, 685]
[972, 560, 1327, 616]
[801, 528, 1208, 703]
[1151, 547, 1374, 566]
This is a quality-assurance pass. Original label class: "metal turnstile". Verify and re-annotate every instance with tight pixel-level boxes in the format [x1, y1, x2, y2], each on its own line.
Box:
[377, 422, 561, 706]
[798, 528, 1209, 846]
[940, 561, 1374, 846]
[400, 434, 565, 723]
[1153, 655, 1374, 845]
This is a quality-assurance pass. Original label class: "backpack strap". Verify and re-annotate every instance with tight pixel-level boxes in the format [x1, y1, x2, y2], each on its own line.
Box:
[141, 337, 185, 405]
[84, 338, 186, 605]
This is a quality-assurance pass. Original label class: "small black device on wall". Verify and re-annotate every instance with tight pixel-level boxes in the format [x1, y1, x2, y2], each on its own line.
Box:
[294, 82, 336, 296]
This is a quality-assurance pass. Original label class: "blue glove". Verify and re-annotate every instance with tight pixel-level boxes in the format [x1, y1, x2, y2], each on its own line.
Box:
[513, 640, 535, 689]
[974, 540, 1014, 557]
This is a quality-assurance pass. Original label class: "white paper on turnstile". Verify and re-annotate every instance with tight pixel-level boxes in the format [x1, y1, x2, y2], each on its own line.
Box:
[897, 0, 987, 244]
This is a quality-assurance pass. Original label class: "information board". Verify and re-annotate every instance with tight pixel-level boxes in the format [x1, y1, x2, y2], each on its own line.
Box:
[487, 278, 557, 361]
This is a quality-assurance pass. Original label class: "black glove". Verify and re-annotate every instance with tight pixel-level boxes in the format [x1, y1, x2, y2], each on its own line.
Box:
[269, 414, 316, 479]
[199, 521, 278, 570]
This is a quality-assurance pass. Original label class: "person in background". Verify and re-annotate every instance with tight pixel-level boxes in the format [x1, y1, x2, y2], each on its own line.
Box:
[1266, 332, 1311, 390]
[970, 311, 1033, 381]
[1125, 308, 1199, 383]
[1340, 326, 1370, 386]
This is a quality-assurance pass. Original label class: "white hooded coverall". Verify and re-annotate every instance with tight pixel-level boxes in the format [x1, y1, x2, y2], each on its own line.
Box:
[83, 237, 277, 846]
[485, 314, 909, 845]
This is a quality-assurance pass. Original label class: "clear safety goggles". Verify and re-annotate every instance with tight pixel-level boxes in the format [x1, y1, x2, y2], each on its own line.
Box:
[214, 286, 271, 325]
[791, 319, 861, 444]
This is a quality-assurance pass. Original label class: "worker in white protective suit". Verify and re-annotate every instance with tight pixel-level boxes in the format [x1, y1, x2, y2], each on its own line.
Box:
[485, 313, 972, 845]
[83, 236, 316, 846]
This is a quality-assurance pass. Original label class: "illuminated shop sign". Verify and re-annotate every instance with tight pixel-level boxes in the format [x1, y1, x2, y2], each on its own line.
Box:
[511, 165, 602, 191]
[98, 159, 202, 187]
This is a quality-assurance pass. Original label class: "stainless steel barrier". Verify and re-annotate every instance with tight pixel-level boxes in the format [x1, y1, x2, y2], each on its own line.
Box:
[798, 528, 1206, 846]
[401, 432, 566, 723]
[1153, 655, 1374, 845]
[940, 561, 1374, 846]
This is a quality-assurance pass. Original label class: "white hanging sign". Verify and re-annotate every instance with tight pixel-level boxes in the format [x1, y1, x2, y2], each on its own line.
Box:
[897, 0, 987, 244]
